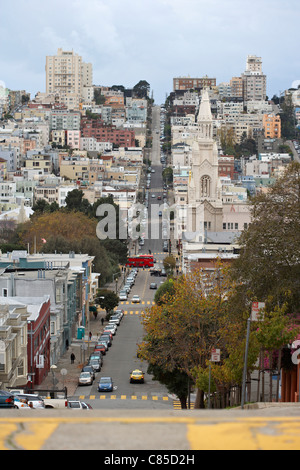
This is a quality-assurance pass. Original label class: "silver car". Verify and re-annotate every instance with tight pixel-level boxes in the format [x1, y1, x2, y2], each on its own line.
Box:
[78, 372, 93, 386]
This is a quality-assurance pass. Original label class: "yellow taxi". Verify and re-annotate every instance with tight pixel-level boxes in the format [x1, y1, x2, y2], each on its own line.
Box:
[130, 369, 144, 384]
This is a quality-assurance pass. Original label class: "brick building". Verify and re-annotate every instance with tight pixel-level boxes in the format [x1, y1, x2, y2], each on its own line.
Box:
[81, 118, 135, 147]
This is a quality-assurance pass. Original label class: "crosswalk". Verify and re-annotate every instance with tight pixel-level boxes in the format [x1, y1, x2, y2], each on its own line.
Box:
[119, 301, 155, 306]
[173, 400, 195, 410]
[76, 394, 193, 409]
[77, 394, 170, 402]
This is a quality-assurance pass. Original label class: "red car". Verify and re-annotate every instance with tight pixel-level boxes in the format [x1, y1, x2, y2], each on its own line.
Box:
[94, 344, 106, 355]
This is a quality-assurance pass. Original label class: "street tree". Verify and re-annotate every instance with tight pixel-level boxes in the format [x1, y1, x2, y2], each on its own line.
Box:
[140, 268, 231, 408]
[230, 162, 300, 311]
[96, 289, 119, 318]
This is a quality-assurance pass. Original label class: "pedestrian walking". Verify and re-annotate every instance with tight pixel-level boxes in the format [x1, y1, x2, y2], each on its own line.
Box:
[101, 317, 104, 326]
[70, 352, 75, 364]
[89, 331, 92, 341]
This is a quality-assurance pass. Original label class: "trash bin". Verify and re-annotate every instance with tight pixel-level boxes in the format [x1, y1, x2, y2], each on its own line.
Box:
[77, 327, 85, 340]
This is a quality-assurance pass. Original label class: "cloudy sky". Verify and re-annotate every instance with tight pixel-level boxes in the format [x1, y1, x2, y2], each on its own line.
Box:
[0, 0, 299, 103]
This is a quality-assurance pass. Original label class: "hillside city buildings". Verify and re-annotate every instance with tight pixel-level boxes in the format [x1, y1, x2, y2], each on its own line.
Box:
[0, 50, 298, 390]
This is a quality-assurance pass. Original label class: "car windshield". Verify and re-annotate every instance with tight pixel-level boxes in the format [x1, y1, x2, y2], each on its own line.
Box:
[81, 372, 91, 377]
[100, 378, 111, 383]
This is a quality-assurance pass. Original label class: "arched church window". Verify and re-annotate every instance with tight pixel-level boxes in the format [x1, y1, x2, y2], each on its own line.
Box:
[200, 175, 211, 198]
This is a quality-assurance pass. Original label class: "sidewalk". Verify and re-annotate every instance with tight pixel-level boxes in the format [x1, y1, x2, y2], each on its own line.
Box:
[35, 308, 111, 397]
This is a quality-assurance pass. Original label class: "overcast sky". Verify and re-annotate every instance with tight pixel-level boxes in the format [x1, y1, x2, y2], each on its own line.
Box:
[0, 0, 299, 104]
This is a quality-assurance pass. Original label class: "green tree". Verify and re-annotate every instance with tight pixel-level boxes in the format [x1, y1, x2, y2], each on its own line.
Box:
[65, 189, 91, 214]
[96, 289, 119, 317]
[162, 167, 173, 184]
[133, 80, 150, 99]
[230, 162, 300, 311]
[163, 255, 176, 276]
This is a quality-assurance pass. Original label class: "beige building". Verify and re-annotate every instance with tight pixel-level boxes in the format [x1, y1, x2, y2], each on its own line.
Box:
[24, 154, 53, 175]
[46, 48, 93, 109]
[60, 157, 90, 181]
[242, 55, 267, 102]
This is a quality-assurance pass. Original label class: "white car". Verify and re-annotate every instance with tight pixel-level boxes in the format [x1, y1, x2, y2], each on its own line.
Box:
[109, 315, 121, 325]
[105, 324, 117, 335]
[132, 295, 140, 303]
[68, 401, 92, 409]
[13, 396, 31, 409]
[119, 292, 127, 301]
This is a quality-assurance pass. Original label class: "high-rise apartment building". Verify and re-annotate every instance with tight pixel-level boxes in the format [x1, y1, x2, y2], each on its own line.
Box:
[45, 49, 93, 108]
[242, 55, 266, 102]
[230, 77, 243, 99]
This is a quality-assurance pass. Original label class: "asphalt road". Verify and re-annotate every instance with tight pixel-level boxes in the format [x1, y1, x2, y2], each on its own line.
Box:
[71, 105, 171, 410]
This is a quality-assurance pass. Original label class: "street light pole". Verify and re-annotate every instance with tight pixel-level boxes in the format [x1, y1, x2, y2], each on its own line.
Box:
[241, 317, 251, 409]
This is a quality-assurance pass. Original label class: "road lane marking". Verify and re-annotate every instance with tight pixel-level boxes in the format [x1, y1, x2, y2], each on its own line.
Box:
[2, 417, 300, 450]
[0, 423, 18, 450]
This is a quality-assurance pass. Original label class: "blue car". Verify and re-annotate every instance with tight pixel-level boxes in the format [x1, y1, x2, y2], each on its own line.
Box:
[98, 377, 113, 392]
[0, 390, 15, 408]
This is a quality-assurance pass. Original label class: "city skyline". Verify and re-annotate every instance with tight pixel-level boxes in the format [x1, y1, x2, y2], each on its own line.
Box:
[0, 0, 299, 104]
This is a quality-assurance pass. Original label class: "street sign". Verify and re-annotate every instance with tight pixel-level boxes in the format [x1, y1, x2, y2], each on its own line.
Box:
[251, 302, 265, 321]
[211, 349, 220, 362]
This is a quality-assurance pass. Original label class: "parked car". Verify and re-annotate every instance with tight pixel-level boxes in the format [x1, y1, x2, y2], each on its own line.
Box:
[0, 390, 15, 408]
[68, 401, 93, 409]
[114, 310, 124, 320]
[94, 343, 107, 355]
[88, 359, 101, 372]
[104, 325, 117, 336]
[119, 292, 127, 301]
[99, 334, 112, 347]
[109, 315, 120, 325]
[150, 283, 158, 289]
[13, 396, 31, 409]
[132, 295, 140, 303]
[102, 330, 113, 341]
[15, 394, 45, 409]
[89, 350, 104, 361]
[78, 371, 93, 386]
[81, 365, 96, 380]
[98, 377, 114, 392]
[130, 369, 145, 384]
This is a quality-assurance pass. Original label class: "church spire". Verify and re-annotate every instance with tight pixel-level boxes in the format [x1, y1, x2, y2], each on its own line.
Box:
[197, 88, 213, 139]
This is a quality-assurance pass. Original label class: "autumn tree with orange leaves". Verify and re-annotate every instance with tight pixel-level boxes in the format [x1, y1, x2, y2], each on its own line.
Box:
[139, 266, 239, 408]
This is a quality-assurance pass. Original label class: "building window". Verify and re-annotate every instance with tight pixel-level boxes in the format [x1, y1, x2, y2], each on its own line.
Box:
[200, 175, 211, 198]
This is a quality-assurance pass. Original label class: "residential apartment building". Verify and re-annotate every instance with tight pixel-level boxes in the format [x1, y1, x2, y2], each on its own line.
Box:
[230, 77, 244, 99]
[50, 110, 81, 131]
[0, 251, 95, 367]
[173, 76, 216, 91]
[23, 153, 53, 175]
[59, 156, 90, 181]
[81, 118, 135, 148]
[45, 48, 93, 109]
[263, 114, 281, 139]
[242, 55, 267, 102]
[0, 302, 29, 389]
